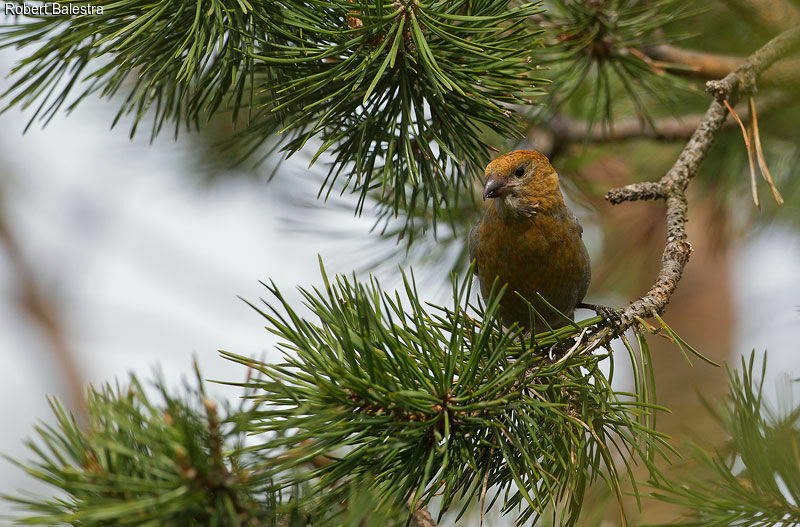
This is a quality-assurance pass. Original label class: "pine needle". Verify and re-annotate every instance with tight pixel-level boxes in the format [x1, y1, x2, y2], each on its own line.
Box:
[749, 97, 784, 205]
[724, 99, 760, 210]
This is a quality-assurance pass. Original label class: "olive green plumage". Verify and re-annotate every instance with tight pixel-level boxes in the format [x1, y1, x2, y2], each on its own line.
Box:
[470, 150, 591, 330]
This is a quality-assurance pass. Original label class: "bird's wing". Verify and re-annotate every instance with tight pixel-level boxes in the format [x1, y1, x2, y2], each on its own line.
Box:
[468, 222, 480, 275]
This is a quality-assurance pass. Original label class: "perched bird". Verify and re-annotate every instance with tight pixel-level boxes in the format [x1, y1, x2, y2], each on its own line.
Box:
[469, 150, 591, 330]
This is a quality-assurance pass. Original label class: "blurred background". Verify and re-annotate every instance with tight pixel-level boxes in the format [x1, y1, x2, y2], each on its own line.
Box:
[2, 2, 800, 525]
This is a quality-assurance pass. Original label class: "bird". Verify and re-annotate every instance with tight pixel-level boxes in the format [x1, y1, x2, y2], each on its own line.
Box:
[469, 150, 592, 331]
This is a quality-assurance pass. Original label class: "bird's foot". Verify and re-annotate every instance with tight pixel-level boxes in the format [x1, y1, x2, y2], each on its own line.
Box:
[577, 302, 622, 330]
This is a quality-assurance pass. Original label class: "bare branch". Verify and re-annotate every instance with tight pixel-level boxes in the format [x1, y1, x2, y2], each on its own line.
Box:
[645, 44, 741, 79]
[0, 207, 87, 423]
[545, 113, 707, 143]
[644, 44, 800, 87]
[530, 92, 789, 159]
[594, 25, 800, 345]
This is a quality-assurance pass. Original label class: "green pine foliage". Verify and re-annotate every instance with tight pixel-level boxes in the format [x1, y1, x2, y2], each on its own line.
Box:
[649, 352, 800, 527]
[1, 367, 407, 526]
[534, 0, 695, 128]
[2, 373, 277, 526]
[0, 0, 266, 135]
[3, 262, 671, 526]
[220, 262, 667, 525]
[0, 0, 545, 236]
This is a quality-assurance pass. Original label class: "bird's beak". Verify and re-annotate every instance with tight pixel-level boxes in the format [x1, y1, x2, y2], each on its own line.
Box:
[482, 177, 505, 200]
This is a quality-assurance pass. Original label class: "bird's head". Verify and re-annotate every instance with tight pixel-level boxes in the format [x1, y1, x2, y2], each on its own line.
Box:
[482, 150, 559, 201]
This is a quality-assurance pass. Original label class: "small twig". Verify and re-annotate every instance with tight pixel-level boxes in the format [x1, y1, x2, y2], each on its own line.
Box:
[644, 44, 741, 79]
[628, 47, 670, 75]
[480, 454, 492, 527]
[202, 397, 228, 482]
[724, 98, 760, 209]
[749, 97, 784, 204]
[544, 112, 709, 143]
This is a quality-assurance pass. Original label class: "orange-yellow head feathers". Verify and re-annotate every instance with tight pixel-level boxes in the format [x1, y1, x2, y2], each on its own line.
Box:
[482, 150, 562, 216]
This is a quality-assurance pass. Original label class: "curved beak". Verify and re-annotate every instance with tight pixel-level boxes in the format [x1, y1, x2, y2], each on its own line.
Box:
[482, 178, 505, 200]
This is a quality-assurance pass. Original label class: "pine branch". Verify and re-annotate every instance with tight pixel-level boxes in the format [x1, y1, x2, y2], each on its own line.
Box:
[592, 25, 800, 346]
[533, 90, 791, 155]
[2, 365, 411, 526]
[217, 259, 669, 527]
[2, 372, 277, 526]
[0, 0, 263, 135]
[644, 44, 742, 79]
[544, 111, 711, 144]
[0, 0, 545, 237]
[3, 256, 671, 526]
[533, 0, 698, 128]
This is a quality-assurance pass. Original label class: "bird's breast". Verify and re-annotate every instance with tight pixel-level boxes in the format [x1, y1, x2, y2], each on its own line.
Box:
[474, 205, 590, 328]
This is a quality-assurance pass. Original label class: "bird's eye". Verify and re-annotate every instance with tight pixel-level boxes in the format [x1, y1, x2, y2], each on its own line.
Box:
[514, 165, 526, 178]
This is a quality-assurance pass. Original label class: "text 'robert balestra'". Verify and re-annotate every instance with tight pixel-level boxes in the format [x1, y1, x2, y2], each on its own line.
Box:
[4, 3, 104, 15]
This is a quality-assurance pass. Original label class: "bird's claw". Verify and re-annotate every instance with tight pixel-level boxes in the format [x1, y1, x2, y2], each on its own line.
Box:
[578, 302, 622, 330]
[597, 306, 622, 330]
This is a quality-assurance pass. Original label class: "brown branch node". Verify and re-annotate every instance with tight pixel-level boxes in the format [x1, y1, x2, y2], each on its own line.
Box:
[409, 503, 436, 527]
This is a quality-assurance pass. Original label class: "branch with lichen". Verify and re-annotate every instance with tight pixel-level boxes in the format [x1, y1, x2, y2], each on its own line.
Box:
[591, 25, 800, 346]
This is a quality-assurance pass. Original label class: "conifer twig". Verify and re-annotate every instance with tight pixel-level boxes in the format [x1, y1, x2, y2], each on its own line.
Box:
[597, 25, 800, 346]
[534, 92, 789, 160]
[644, 44, 741, 78]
